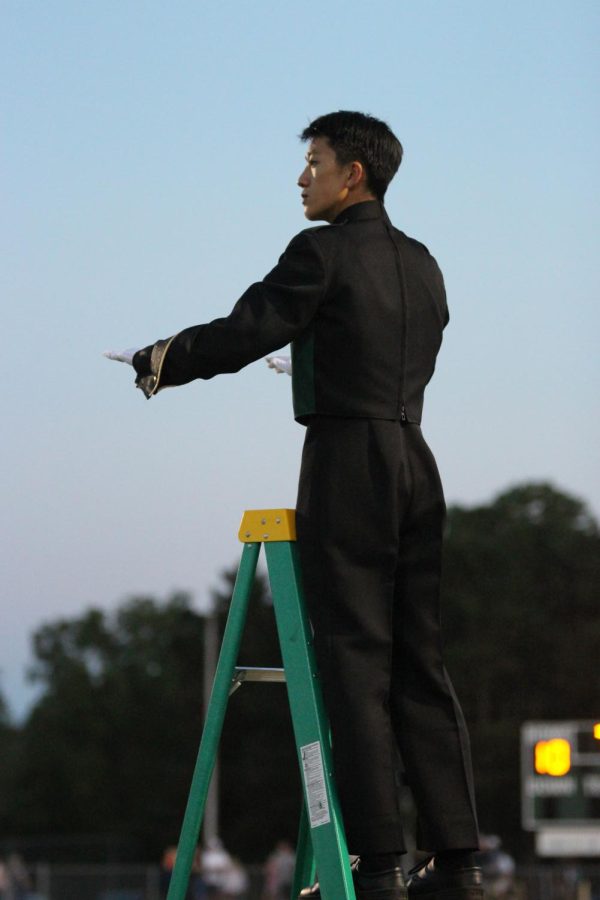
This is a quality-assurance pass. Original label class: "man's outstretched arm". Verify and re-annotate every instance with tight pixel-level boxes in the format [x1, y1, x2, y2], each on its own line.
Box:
[130, 231, 325, 398]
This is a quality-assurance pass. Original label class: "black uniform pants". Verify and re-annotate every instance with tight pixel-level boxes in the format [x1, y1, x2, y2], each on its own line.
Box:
[295, 417, 480, 855]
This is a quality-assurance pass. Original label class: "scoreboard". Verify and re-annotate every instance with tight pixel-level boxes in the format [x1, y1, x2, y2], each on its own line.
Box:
[521, 720, 600, 831]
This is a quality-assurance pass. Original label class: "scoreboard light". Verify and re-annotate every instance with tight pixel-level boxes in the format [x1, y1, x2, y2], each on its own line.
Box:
[522, 721, 600, 832]
[535, 739, 571, 776]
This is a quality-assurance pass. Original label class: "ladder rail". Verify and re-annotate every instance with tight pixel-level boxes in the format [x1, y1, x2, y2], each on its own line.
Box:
[166, 541, 261, 900]
[265, 539, 356, 900]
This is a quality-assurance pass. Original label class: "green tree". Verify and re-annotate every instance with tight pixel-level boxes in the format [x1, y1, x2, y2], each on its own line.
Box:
[2, 578, 299, 863]
[0, 690, 18, 830]
[441, 482, 600, 857]
[4, 594, 208, 859]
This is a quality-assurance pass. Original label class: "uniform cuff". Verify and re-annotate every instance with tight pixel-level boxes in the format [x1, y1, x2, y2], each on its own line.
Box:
[132, 337, 175, 398]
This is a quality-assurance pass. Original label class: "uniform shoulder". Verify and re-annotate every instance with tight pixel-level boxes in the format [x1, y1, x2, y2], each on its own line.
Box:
[280, 224, 333, 252]
[394, 228, 434, 258]
[394, 228, 443, 272]
[295, 223, 337, 240]
[283, 224, 339, 260]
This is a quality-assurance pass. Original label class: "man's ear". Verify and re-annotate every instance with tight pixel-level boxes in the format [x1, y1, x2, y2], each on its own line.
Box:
[347, 160, 366, 189]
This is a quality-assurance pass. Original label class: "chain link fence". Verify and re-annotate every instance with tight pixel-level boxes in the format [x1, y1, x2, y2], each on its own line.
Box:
[512, 865, 600, 900]
[7, 861, 599, 900]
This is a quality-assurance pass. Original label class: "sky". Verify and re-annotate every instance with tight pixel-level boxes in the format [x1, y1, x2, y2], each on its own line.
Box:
[2, 0, 599, 721]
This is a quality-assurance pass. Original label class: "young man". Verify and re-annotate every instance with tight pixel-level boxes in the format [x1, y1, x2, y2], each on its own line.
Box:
[113, 111, 482, 900]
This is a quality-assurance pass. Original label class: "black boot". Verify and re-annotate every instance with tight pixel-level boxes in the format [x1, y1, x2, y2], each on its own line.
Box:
[299, 857, 407, 900]
[406, 853, 483, 898]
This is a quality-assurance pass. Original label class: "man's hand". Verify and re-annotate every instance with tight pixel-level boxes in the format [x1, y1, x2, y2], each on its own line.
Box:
[103, 348, 141, 366]
[266, 355, 292, 375]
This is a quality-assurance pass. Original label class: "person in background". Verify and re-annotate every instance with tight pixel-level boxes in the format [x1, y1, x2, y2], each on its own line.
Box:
[160, 846, 178, 898]
[201, 837, 233, 898]
[262, 840, 296, 900]
[0, 859, 8, 900]
[4, 854, 30, 900]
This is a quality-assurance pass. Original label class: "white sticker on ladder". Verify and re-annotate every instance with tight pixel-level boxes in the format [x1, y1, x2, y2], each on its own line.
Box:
[300, 741, 331, 828]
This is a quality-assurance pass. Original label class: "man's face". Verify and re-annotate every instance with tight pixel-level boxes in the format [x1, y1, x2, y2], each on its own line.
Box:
[297, 137, 352, 222]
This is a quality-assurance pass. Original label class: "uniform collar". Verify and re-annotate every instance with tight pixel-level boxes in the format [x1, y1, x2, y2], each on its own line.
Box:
[332, 199, 387, 225]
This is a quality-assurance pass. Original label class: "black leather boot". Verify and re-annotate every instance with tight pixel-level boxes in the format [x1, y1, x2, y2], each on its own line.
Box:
[407, 855, 483, 898]
[299, 858, 408, 899]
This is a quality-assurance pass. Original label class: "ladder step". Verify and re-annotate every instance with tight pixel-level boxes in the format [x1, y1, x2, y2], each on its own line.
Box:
[230, 666, 286, 695]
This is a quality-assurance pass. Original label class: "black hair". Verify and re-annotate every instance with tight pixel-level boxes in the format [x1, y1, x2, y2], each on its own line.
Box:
[300, 110, 403, 202]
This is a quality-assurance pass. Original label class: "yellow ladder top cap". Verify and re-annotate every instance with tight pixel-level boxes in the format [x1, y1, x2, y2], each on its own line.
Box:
[238, 509, 296, 543]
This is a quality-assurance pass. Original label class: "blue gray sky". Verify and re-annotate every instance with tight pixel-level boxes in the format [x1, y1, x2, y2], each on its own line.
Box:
[2, 0, 599, 719]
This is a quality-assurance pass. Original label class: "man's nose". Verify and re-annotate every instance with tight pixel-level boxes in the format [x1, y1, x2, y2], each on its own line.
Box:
[298, 166, 310, 187]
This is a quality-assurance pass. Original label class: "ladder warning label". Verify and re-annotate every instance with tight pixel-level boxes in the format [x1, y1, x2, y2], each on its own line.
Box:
[300, 741, 331, 828]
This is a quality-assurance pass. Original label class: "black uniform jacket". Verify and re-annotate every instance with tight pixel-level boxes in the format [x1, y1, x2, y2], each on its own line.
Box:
[132, 200, 449, 425]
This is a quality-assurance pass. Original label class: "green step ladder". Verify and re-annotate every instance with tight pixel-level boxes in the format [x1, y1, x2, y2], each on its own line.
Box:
[166, 508, 356, 900]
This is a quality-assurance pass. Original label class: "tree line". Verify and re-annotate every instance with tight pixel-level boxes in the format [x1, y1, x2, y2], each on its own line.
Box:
[0, 482, 598, 864]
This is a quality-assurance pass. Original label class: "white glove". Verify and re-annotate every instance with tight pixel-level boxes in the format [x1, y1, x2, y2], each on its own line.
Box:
[103, 347, 141, 366]
[265, 355, 292, 375]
